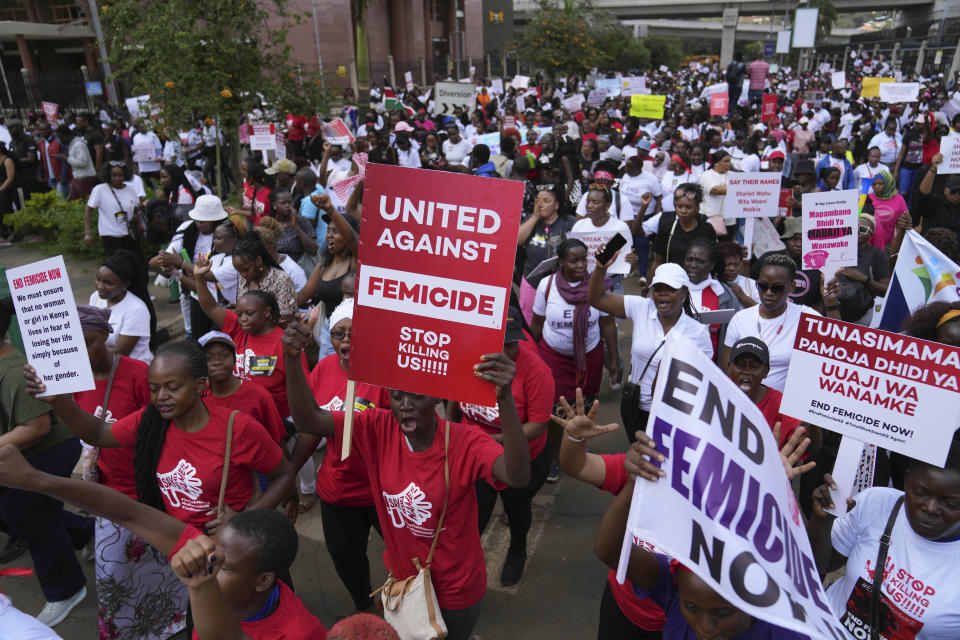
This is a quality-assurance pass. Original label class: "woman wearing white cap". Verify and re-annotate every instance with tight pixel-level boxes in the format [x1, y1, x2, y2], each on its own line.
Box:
[589, 258, 712, 443]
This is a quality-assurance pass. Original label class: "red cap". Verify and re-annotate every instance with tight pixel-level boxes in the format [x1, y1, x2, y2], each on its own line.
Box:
[768, 150, 786, 161]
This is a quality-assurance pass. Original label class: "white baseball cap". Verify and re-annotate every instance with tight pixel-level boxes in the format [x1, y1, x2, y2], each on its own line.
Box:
[650, 263, 690, 290]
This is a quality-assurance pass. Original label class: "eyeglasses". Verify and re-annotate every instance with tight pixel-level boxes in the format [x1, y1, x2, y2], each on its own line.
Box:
[858, 225, 873, 234]
[109, 160, 126, 168]
[330, 329, 352, 340]
[756, 281, 786, 294]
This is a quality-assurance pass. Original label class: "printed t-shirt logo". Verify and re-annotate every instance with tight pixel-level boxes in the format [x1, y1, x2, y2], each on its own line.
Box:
[383, 482, 433, 534]
[157, 459, 210, 512]
[459, 402, 499, 427]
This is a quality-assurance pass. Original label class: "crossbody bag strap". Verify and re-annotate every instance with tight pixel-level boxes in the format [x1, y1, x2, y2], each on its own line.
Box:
[636, 339, 666, 385]
[426, 420, 451, 566]
[870, 494, 904, 640]
[100, 355, 122, 417]
[664, 215, 679, 263]
[107, 185, 130, 220]
[217, 410, 238, 519]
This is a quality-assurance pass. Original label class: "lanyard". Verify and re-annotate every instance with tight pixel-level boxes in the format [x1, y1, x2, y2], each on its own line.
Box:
[243, 582, 280, 622]
[756, 309, 786, 343]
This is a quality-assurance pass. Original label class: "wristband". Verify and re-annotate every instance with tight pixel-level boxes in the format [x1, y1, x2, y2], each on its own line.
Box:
[566, 435, 585, 443]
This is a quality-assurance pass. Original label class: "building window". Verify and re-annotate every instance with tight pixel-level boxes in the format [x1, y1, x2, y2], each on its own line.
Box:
[430, 0, 447, 22]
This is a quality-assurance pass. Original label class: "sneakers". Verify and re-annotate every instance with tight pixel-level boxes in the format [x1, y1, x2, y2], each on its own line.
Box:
[37, 585, 87, 628]
[546, 463, 560, 483]
[0, 536, 26, 563]
[500, 552, 527, 587]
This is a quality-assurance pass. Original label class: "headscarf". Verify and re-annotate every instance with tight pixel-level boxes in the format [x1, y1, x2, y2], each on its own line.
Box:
[330, 152, 367, 203]
[329, 297, 354, 331]
[554, 267, 592, 375]
[872, 170, 897, 200]
[77, 304, 112, 333]
[769, 129, 787, 144]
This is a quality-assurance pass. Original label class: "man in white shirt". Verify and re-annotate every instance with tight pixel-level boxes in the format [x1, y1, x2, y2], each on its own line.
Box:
[131, 122, 163, 180]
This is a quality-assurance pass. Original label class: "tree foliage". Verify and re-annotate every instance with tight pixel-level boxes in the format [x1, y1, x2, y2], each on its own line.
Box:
[594, 27, 651, 72]
[101, 0, 329, 132]
[515, 0, 599, 78]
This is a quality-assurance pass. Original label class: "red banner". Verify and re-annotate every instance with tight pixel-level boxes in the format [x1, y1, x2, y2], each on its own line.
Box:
[709, 92, 728, 116]
[350, 165, 524, 404]
[761, 93, 777, 122]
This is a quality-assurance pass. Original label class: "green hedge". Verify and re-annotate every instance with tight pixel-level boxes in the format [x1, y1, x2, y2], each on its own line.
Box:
[3, 191, 103, 260]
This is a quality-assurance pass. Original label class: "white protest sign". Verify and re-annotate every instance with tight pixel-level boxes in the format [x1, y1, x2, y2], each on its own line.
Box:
[435, 81, 475, 116]
[6, 256, 94, 397]
[586, 89, 607, 107]
[831, 71, 846, 90]
[724, 172, 782, 218]
[825, 435, 876, 518]
[125, 95, 152, 120]
[622, 76, 646, 96]
[465, 132, 502, 156]
[595, 78, 621, 97]
[878, 82, 920, 103]
[752, 216, 786, 256]
[939, 133, 960, 174]
[776, 29, 792, 54]
[511, 75, 530, 90]
[131, 142, 157, 163]
[491, 78, 504, 95]
[785, 79, 800, 92]
[567, 229, 632, 275]
[781, 314, 960, 466]
[659, 65, 668, 72]
[249, 123, 277, 151]
[801, 190, 858, 273]
[562, 94, 584, 113]
[618, 333, 847, 639]
[404, 71, 414, 91]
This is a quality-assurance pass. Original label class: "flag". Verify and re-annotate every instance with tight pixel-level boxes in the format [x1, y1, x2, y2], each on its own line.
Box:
[321, 118, 355, 145]
[874, 229, 960, 331]
[382, 87, 415, 116]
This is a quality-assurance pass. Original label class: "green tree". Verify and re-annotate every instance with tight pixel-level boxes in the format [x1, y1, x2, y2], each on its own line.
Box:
[594, 27, 650, 72]
[515, 0, 599, 78]
[102, 0, 330, 194]
[644, 36, 685, 70]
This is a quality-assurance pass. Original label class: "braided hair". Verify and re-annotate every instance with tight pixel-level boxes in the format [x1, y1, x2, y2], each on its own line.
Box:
[239, 289, 279, 327]
[134, 341, 208, 511]
[758, 252, 797, 279]
[232, 230, 281, 270]
[101, 250, 158, 351]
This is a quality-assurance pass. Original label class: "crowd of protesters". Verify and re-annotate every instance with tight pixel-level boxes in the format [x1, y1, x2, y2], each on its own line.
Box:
[1, 47, 960, 640]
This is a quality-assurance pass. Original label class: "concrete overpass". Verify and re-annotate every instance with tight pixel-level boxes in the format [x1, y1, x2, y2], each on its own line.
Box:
[623, 19, 859, 45]
[514, 0, 934, 20]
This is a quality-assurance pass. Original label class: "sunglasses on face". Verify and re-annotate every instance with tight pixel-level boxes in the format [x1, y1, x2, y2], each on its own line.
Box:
[330, 329, 352, 340]
[859, 225, 873, 234]
[756, 281, 786, 294]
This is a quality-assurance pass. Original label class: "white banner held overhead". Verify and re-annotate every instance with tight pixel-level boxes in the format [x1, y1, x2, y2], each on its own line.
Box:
[939, 134, 960, 174]
[776, 30, 792, 54]
[617, 332, 846, 639]
[725, 172, 783, 219]
[832, 71, 846, 90]
[878, 82, 920, 103]
[792, 8, 819, 48]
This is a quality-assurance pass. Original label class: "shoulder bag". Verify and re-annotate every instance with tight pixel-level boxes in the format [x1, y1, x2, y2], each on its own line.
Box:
[216, 410, 238, 520]
[870, 494, 904, 640]
[373, 420, 450, 640]
[81, 355, 121, 483]
[109, 184, 146, 241]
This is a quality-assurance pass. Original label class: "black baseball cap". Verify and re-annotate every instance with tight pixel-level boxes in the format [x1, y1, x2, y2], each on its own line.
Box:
[504, 306, 527, 343]
[947, 175, 960, 192]
[730, 337, 769, 366]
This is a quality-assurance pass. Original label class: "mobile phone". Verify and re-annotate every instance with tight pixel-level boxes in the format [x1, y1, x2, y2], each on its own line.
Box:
[595, 233, 628, 265]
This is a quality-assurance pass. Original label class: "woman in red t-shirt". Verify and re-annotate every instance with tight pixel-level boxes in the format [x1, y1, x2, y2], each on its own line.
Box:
[446, 310, 554, 588]
[283, 321, 531, 640]
[290, 299, 390, 613]
[25, 340, 294, 533]
[193, 259, 303, 420]
[73, 305, 189, 640]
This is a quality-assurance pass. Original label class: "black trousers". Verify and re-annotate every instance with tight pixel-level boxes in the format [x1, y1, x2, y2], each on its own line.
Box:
[319, 500, 382, 610]
[620, 382, 650, 444]
[0, 438, 92, 602]
[440, 598, 483, 640]
[476, 444, 551, 556]
[186, 296, 215, 341]
[597, 581, 663, 640]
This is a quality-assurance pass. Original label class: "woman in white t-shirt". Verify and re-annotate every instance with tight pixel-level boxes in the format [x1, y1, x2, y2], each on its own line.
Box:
[699, 150, 732, 231]
[88, 250, 156, 364]
[660, 154, 691, 213]
[867, 118, 902, 166]
[853, 147, 890, 193]
[720, 253, 834, 391]
[570, 184, 633, 294]
[809, 441, 960, 639]
[84, 161, 142, 256]
[589, 260, 712, 443]
[531, 239, 619, 403]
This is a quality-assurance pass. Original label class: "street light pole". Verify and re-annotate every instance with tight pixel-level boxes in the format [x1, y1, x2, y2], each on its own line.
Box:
[86, 0, 117, 104]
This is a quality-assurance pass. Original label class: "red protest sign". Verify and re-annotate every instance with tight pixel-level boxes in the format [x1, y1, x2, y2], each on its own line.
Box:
[709, 92, 728, 116]
[41, 101, 58, 125]
[779, 188, 792, 216]
[350, 165, 524, 404]
[321, 118, 355, 146]
[761, 94, 777, 122]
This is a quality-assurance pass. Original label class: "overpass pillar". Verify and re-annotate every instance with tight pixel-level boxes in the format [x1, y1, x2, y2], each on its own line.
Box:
[872, 44, 881, 60]
[832, 53, 838, 70]
[720, 8, 739, 68]
[842, 46, 849, 73]
[891, 42, 901, 69]
[916, 39, 927, 76]
[948, 36, 960, 85]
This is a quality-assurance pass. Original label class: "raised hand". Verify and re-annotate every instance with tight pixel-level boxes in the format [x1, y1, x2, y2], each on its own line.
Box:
[551, 388, 619, 440]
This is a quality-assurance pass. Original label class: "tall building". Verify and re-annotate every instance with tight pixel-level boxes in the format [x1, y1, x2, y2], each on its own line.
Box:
[0, 0, 100, 75]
